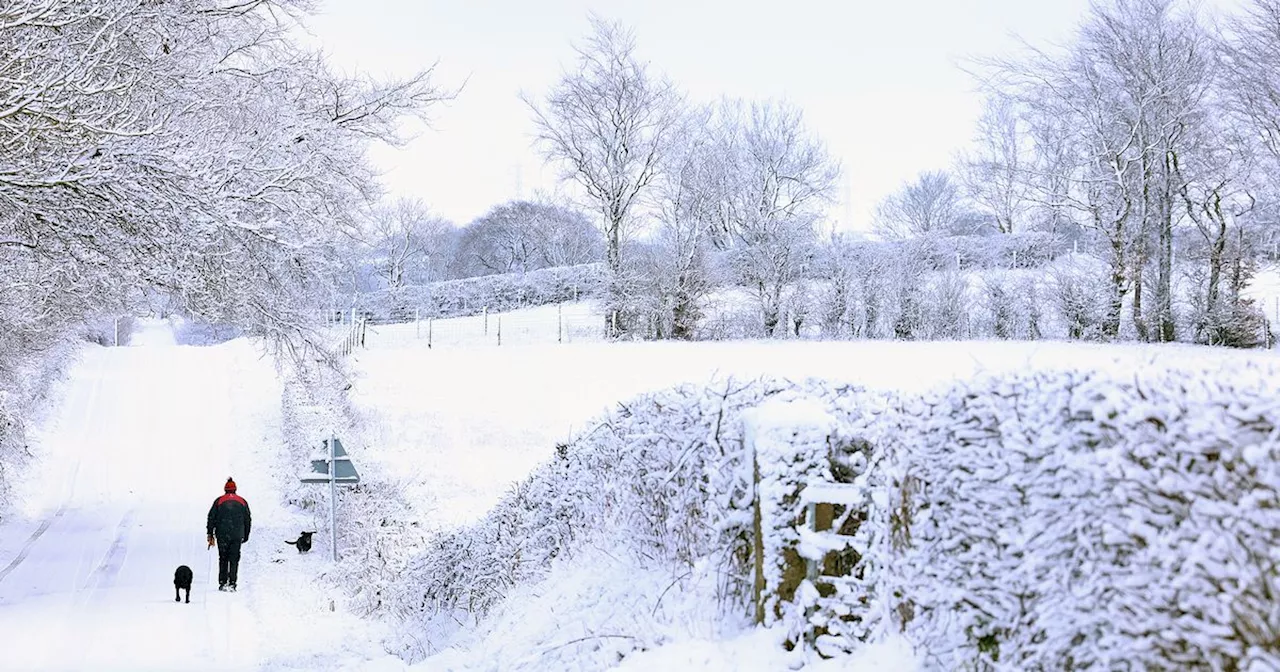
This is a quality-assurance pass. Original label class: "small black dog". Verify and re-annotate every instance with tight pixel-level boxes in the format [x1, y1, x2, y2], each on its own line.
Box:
[285, 531, 315, 553]
[174, 565, 193, 603]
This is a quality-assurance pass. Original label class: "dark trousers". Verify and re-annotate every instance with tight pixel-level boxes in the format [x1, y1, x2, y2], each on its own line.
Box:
[216, 538, 242, 586]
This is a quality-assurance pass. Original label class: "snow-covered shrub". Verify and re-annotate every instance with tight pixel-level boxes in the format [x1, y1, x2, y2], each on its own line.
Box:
[0, 334, 79, 515]
[277, 357, 432, 626]
[920, 269, 968, 339]
[971, 272, 1043, 340]
[1022, 276, 1045, 340]
[1048, 255, 1109, 340]
[814, 232, 1064, 279]
[81, 315, 136, 346]
[393, 379, 818, 648]
[172, 316, 243, 345]
[357, 263, 607, 322]
[780, 281, 820, 338]
[695, 289, 767, 340]
[767, 365, 1280, 670]
[1180, 254, 1272, 347]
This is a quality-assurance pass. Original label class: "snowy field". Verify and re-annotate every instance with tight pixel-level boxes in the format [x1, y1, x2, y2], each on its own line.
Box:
[351, 302, 608, 350]
[344, 306, 1280, 670]
[1, 311, 1278, 670]
[348, 335, 1277, 535]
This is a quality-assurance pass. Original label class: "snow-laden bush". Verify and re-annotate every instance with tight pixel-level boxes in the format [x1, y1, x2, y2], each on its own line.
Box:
[394, 360, 1280, 671]
[793, 365, 1280, 670]
[920, 269, 969, 339]
[817, 232, 1064, 278]
[276, 357, 427, 621]
[82, 315, 136, 346]
[392, 379, 807, 648]
[1047, 254, 1111, 340]
[357, 263, 607, 322]
[171, 317, 243, 345]
[0, 334, 80, 516]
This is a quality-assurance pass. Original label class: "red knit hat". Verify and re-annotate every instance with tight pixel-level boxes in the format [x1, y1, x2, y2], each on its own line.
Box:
[224, 477, 236, 493]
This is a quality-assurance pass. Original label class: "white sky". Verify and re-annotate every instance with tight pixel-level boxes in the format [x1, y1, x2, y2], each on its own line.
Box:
[301, 0, 1241, 232]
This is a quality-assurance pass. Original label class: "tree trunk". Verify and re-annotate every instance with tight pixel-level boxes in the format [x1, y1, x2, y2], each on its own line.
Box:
[1156, 209, 1175, 342]
[1156, 151, 1176, 342]
[671, 283, 697, 340]
[1131, 148, 1151, 342]
[761, 280, 780, 337]
[1204, 230, 1225, 342]
[1131, 269, 1147, 340]
[1104, 236, 1127, 340]
[604, 217, 627, 337]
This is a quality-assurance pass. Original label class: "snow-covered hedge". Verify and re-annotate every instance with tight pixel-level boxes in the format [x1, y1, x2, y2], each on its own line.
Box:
[820, 232, 1064, 278]
[872, 366, 1280, 670]
[763, 365, 1280, 670]
[277, 359, 435, 627]
[0, 334, 80, 515]
[356, 263, 607, 322]
[397, 361, 1280, 670]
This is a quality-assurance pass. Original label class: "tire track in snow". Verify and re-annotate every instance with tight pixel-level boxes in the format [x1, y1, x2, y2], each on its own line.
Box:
[0, 509, 69, 585]
[0, 353, 106, 587]
[79, 509, 136, 596]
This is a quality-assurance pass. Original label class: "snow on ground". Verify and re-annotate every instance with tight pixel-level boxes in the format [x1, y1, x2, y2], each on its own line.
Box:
[5, 302, 1278, 671]
[1245, 265, 1280, 326]
[609, 630, 919, 672]
[356, 301, 607, 351]
[0, 319, 400, 671]
[349, 333, 1276, 532]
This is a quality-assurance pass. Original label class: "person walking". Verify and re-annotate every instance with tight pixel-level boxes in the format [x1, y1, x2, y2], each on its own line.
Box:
[207, 477, 251, 591]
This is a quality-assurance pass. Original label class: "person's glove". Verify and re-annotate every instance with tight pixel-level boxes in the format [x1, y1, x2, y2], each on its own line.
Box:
[207, 534, 214, 549]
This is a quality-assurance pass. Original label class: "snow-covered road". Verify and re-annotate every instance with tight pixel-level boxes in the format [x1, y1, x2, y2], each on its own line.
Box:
[0, 322, 279, 671]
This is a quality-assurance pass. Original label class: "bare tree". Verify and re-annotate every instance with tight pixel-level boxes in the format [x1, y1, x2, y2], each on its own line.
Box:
[523, 16, 684, 336]
[524, 200, 603, 269]
[365, 198, 453, 289]
[959, 95, 1032, 234]
[986, 0, 1210, 341]
[708, 99, 840, 336]
[873, 170, 967, 239]
[1172, 121, 1258, 344]
[453, 200, 602, 278]
[644, 105, 720, 339]
[1223, 0, 1280, 169]
[0, 0, 453, 368]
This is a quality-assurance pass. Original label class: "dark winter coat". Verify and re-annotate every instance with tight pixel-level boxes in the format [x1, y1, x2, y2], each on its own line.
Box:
[207, 493, 251, 543]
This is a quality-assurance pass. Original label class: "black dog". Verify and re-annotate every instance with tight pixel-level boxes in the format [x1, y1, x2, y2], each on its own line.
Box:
[285, 531, 315, 553]
[174, 565, 193, 603]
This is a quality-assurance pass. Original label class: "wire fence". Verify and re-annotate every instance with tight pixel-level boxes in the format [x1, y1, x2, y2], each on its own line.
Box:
[325, 303, 610, 350]
[322, 285, 1280, 352]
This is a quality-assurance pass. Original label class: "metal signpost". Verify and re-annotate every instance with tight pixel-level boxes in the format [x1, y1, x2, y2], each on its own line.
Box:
[299, 433, 360, 561]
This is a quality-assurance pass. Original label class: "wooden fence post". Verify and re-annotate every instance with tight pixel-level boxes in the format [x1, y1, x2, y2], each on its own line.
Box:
[753, 452, 766, 624]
